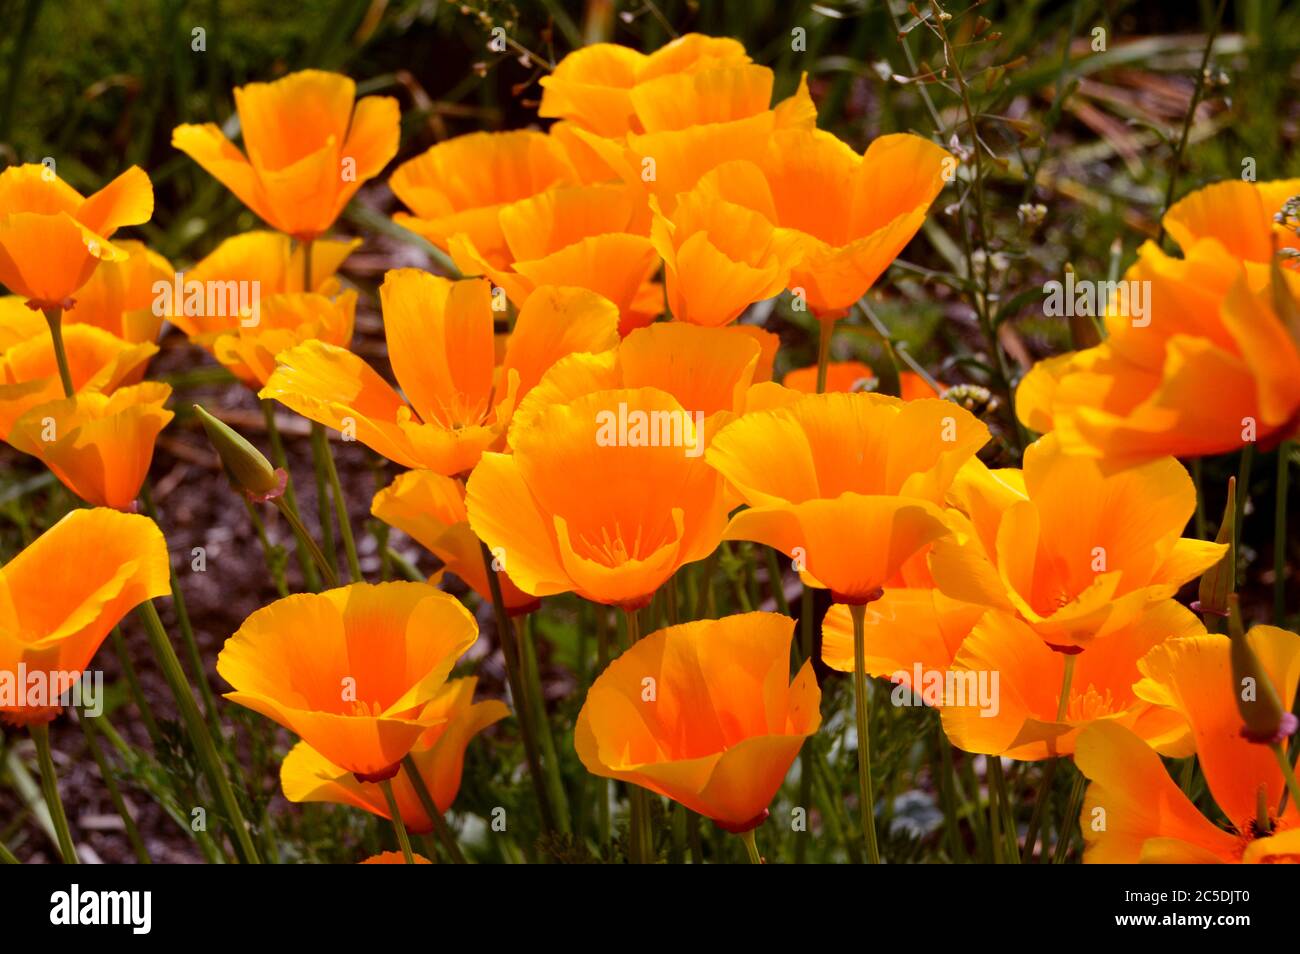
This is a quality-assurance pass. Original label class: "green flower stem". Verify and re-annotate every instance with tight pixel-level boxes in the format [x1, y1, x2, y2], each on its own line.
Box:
[848, 603, 881, 864]
[380, 779, 415, 864]
[137, 599, 260, 863]
[260, 399, 322, 591]
[41, 306, 74, 398]
[740, 828, 762, 864]
[624, 607, 655, 863]
[594, 607, 611, 852]
[243, 497, 289, 597]
[988, 756, 1019, 863]
[518, 614, 571, 833]
[1021, 759, 1058, 863]
[479, 542, 555, 834]
[30, 721, 78, 863]
[795, 585, 813, 864]
[273, 494, 338, 589]
[400, 755, 467, 864]
[764, 547, 789, 616]
[1052, 771, 1087, 864]
[313, 422, 362, 582]
[1276, 442, 1292, 624]
[140, 483, 221, 734]
[308, 423, 340, 582]
[111, 627, 163, 747]
[79, 711, 150, 863]
[0, 840, 18, 865]
[1272, 743, 1300, 816]
[815, 316, 833, 394]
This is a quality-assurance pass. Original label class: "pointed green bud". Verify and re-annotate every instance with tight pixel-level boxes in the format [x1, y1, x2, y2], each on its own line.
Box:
[1196, 476, 1235, 623]
[193, 404, 284, 500]
[1228, 595, 1297, 744]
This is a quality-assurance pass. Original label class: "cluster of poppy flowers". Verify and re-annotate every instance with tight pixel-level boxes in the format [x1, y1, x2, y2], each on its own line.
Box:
[1, 31, 1299, 865]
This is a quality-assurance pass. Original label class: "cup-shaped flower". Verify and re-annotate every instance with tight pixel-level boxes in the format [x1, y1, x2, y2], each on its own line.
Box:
[1076, 625, 1300, 862]
[390, 130, 577, 263]
[282, 676, 508, 825]
[650, 161, 803, 326]
[576, 611, 820, 831]
[538, 33, 751, 138]
[705, 391, 988, 604]
[928, 435, 1226, 650]
[0, 323, 157, 439]
[937, 601, 1202, 760]
[1017, 178, 1300, 464]
[371, 469, 539, 614]
[449, 183, 661, 335]
[7, 382, 173, 509]
[164, 230, 359, 356]
[172, 70, 399, 241]
[217, 582, 479, 781]
[0, 509, 170, 725]
[0, 163, 153, 308]
[262, 272, 619, 475]
[508, 320, 774, 445]
[214, 290, 357, 387]
[758, 128, 952, 317]
[466, 386, 730, 608]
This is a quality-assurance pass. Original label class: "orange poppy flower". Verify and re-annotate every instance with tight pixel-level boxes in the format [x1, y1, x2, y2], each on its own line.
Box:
[217, 581, 479, 780]
[282, 676, 508, 825]
[1017, 179, 1300, 464]
[538, 33, 751, 138]
[650, 161, 803, 327]
[169, 230, 361, 343]
[449, 183, 661, 335]
[0, 508, 170, 725]
[359, 851, 433, 864]
[937, 601, 1201, 760]
[262, 272, 620, 475]
[214, 291, 357, 388]
[172, 70, 400, 241]
[1076, 625, 1300, 863]
[371, 469, 539, 614]
[7, 382, 173, 509]
[390, 130, 577, 263]
[0, 323, 157, 439]
[466, 386, 730, 608]
[705, 391, 988, 604]
[756, 128, 953, 318]
[928, 435, 1226, 650]
[0, 163, 154, 309]
[508, 320, 774, 444]
[55, 240, 171, 344]
[575, 611, 820, 831]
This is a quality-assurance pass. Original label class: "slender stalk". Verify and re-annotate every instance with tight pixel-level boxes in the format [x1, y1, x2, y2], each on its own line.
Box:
[815, 317, 833, 394]
[41, 307, 74, 398]
[848, 603, 881, 864]
[1156, 0, 1228, 246]
[315, 424, 362, 582]
[623, 607, 654, 863]
[937, 733, 967, 862]
[988, 755, 1019, 863]
[138, 600, 260, 863]
[1237, 444, 1255, 587]
[111, 627, 162, 747]
[1272, 744, 1300, 814]
[518, 615, 571, 832]
[308, 423, 340, 581]
[30, 721, 77, 863]
[140, 484, 221, 733]
[400, 755, 466, 864]
[273, 495, 338, 588]
[740, 829, 762, 864]
[0, 840, 18, 865]
[1019, 759, 1057, 863]
[764, 548, 790, 616]
[796, 586, 814, 864]
[261, 399, 322, 591]
[479, 543, 555, 833]
[1056, 655, 1076, 723]
[243, 497, 289, 597]
[1276, 442, 1292, 624]
[380, 779, 415, 864]
[79, 712, 150, 863]
[595, 607, 611, 853]
[1052, 772, 1087, 864]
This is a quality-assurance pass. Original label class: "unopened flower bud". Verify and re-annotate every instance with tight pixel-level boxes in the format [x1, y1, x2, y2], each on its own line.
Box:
[193, 404, 285, 501]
